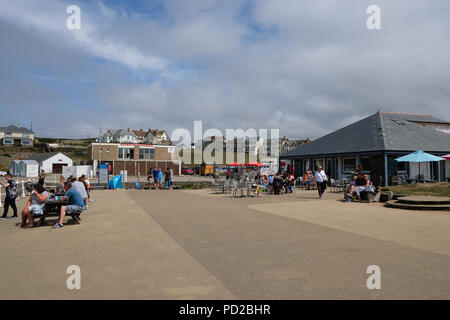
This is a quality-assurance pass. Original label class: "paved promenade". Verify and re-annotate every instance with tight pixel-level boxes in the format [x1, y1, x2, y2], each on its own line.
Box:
[0, 189, 449, 299]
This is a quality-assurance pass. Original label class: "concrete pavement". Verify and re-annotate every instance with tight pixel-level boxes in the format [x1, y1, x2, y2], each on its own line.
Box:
[0, 188, 449, 299]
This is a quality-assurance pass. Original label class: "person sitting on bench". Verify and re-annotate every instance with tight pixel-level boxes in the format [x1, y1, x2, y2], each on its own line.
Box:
[20, 184, 49, 228]
[354, 173, 369, 201]
[53, 182, 85, 229]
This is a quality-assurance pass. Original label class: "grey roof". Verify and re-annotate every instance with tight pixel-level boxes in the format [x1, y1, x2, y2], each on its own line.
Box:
[20, 160, 39, 165]
[380, 112, 450, 124]
[28, 152, 59, 162]
[106, 129, 136, 136]
[0, 125, 33, 134]
[282, 111, 450, 158]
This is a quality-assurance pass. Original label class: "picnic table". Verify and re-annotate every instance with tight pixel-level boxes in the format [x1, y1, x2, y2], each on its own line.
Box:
[33, 198, 82, 227]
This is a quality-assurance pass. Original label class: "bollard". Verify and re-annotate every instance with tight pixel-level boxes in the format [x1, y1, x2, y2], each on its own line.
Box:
[0, 185, 2, 208]
[22, 180, 25, 197]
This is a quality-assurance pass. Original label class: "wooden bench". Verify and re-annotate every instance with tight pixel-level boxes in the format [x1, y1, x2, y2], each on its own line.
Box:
[33, 198, 82, 227]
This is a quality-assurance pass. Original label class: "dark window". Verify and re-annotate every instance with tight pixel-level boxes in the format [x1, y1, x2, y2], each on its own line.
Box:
[397, 161, 407, 172]
[139, 148, 154, 160]
[118, 148, 134, 159]
[343, 157, 356, 173]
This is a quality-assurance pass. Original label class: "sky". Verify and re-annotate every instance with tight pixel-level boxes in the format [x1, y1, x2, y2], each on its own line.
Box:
[0, 0, 450, 140]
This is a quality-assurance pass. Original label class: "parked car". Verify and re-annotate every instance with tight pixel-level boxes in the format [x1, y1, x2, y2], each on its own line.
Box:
[181, 167, 194, 175]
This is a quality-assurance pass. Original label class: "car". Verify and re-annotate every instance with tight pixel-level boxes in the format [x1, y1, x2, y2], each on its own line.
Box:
[181, 167, 194, 175]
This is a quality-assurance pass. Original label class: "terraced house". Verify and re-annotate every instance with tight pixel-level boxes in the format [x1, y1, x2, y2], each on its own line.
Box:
[0, 125, 34, 147]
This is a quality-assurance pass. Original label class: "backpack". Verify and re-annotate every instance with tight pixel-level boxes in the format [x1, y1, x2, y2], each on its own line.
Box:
[8, 180, 19, 199]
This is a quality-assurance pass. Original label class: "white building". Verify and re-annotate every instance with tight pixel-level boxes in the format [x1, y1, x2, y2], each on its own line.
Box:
[28, 152, 73, 174]
[99, 129, 138, 144]
[9, 160, 21, 176]
[0, 125, 34, 146]
[18, 160, 39, 178]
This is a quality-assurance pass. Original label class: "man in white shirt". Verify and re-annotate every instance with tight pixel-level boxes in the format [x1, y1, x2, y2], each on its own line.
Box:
[314, 165, 327, 199]
[70, 177, 88, 207]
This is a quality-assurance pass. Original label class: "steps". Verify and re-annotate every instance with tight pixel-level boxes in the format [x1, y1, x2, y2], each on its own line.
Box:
[385, 196, 450, 211]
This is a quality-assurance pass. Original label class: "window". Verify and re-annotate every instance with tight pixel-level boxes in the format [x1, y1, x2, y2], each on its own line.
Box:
[21, 139, 32, 146]
[106, 148, 110, 153]
[118, 148, 134, 159]
[303, 159, 309, 172]
[360, 157, 371, 172]
[3, 138, 13, 145]
[5, 132, 12, 136]
[343, 157, 356, 173]
[397, 161, 407, 172]
[139, 148, 154, 160]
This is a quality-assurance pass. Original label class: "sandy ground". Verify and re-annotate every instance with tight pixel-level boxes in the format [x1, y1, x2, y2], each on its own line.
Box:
[0, 188, 449, 299]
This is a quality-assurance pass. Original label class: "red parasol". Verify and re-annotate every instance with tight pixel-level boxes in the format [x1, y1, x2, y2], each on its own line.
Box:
[244, 161, 264, 167]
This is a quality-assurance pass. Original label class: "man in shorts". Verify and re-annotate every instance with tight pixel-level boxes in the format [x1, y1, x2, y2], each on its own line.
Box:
[53, 182, 85, 229]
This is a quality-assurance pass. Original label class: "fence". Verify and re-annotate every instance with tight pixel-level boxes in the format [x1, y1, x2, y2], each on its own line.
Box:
[0, 155, 11, 166]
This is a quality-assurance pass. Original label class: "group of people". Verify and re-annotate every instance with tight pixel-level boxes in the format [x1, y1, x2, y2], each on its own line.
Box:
[344, 172, 375, 202]
[147, 167, 174, 190]
[254, 171, 296, 196]
[0, 171, 91, 229]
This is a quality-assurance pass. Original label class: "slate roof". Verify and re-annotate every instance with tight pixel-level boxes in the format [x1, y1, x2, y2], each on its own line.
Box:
[20, 160, 39, 165]
[0, 125, 33, 134]
[28, 152, 59, 162]
[282, 111, 450, 158]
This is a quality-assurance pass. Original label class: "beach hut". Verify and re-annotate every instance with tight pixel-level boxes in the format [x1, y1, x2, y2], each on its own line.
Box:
[18, 160, 39, 178]
[9, 160, 21, 176]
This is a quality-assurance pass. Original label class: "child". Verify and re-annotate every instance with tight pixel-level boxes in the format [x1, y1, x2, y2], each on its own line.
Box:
[345, 175, 358, 202]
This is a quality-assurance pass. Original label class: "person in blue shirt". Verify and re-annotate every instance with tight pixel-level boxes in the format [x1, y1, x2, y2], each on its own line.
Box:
[152, 168, 160, 190]
[53, 182, 85, 229]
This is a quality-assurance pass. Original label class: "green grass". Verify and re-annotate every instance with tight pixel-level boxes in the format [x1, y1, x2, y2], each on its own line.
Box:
[382, 183, 450, 197]
[181, 182, 193, 190]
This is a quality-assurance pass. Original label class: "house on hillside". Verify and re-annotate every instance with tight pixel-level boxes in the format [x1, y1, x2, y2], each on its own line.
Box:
[99, 129, 138, 144]
[0, 125, 34, 147]
[147, 129, 171, 145]
[133, 129, 149, 143]
[28, 152, 73, 174]
[281, 111, 450, 186]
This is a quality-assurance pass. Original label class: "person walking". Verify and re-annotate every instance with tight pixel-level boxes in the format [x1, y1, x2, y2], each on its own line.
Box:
[1, 173, 19, 220]
[169, 168, 174, 190]
[314, 165, 327, 199]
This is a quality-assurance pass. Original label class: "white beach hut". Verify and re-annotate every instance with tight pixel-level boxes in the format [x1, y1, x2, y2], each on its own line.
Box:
[18, 160, 39, 178]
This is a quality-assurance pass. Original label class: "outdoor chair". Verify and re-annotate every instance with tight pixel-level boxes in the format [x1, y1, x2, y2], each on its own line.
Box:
[334, 180, 345, 193]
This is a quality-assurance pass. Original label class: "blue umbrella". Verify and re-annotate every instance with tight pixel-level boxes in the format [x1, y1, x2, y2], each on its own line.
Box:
[396, 151, 444, 180]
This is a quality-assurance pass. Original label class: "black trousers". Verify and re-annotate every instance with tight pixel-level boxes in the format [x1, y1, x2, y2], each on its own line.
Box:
[2, 197, 18, 217]
[316, 182, 326, 197]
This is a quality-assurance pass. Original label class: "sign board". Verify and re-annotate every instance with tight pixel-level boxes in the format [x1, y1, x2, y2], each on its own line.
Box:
[98, 164, 109, 184]
[120, 170, 128, 183]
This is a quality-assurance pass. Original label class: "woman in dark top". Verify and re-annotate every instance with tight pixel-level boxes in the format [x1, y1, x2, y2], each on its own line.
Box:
[38, 170, 46, 186]
[164, 169, 171, 190]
